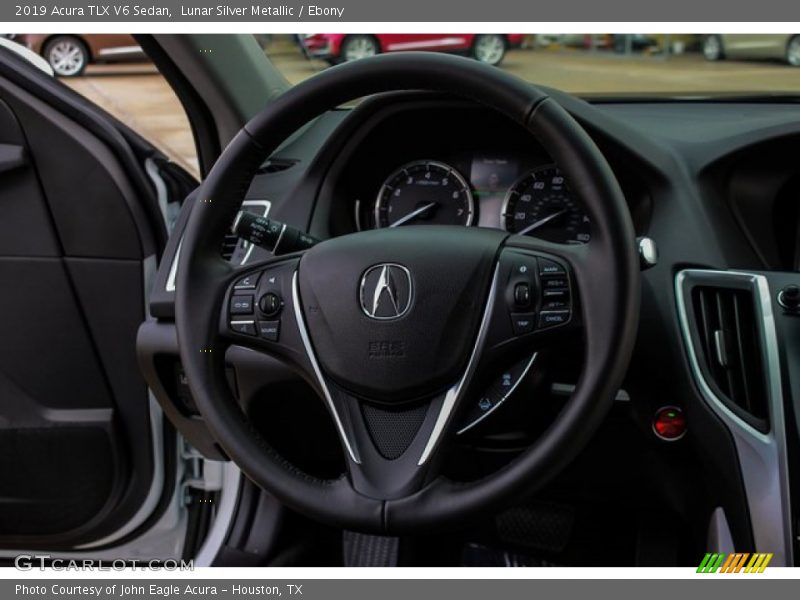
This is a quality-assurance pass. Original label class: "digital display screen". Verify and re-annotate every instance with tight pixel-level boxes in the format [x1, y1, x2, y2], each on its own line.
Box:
[470, 157, 518, 198]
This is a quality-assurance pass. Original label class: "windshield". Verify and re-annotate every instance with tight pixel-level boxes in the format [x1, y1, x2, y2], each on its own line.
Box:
[265, 34, 800, 96]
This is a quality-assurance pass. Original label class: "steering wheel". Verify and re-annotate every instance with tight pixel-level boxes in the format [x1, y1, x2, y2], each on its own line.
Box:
[176, 53, 639, 534]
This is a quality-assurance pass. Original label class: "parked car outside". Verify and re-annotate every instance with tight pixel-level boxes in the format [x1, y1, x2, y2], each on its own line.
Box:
[702, 34, 800, 66]
[13, 34, 145, 76]
[301, 34, 526, 66]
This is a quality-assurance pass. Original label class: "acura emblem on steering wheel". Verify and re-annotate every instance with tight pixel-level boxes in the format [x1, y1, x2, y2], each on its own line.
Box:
[360, 264, 413, 320]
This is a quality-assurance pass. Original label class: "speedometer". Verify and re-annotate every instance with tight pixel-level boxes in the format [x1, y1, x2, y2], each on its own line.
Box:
[374, 160, 474, 228]
[502, 165, 591, 244]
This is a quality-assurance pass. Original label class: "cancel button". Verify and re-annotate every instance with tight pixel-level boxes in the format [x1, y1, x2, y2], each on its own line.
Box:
[538, 310, 570, 328]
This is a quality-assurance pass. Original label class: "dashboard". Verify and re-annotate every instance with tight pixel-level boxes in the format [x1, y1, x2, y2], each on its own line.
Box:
[314, 98, 652, 244]
[141, 93, 800, 560]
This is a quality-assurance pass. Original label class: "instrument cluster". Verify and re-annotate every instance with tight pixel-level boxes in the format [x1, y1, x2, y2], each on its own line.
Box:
[360, 156, 591, 244]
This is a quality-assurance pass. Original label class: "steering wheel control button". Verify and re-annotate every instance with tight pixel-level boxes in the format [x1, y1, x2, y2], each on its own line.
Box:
[511, 312, 536, 336]
[539, 258, 566, 275]
[458, 354, 537, 434]
[258, 292, 282, 317]
[229, 295, 254, 315]
[653, 406, 687, 441]
[541, 276, 569, 289]
[234, 273, 261, 290]
[230, 320, 256, 336]
[257, 320, 280, 342]
[542, 287, 570, 309]
[514, 282, 531, 307]
[778, 284, 800, 312]
[539, 310, 570, 328]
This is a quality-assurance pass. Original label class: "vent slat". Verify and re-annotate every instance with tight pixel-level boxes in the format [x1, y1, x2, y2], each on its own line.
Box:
[691, 285, 769, 424]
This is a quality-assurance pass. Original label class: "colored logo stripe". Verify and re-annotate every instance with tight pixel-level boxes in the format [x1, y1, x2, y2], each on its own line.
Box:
[697, 552, 773, 573]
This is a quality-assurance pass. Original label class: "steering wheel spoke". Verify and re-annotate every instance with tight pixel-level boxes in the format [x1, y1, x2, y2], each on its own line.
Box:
[324, 385, 449, 499]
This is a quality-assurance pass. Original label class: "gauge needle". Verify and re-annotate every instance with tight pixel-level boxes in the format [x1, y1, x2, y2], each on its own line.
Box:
[516, 209, 568, 236]
[390, 202, 437, 227]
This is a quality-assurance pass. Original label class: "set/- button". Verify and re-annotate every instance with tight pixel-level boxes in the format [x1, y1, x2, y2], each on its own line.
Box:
[230, 295, 254, 315]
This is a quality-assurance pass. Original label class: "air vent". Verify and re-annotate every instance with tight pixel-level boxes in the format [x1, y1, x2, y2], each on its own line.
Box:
[691, 285, 769, 429]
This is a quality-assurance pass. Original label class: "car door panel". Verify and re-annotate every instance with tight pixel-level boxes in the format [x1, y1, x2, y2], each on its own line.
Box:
[0, 48, 177, 548]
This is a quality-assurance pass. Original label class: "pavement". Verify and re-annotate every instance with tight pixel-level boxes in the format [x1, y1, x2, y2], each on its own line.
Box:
[61, 39, 800, 179]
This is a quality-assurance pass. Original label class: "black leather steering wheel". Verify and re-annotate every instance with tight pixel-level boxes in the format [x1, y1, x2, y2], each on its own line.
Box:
[175, 53, 639, 534]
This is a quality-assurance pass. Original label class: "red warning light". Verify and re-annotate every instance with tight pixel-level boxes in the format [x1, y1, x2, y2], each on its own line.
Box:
[653, 406, 687, 441]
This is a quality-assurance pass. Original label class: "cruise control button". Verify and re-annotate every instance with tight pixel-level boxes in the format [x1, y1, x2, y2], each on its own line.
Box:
[234, 273, 261, 290]
[230, 320, 256, 335]
[539, 258, 566, 275]
[230, 295, 254, 315]
[542, 277, 569, 289]
[542, 288, 569, 301]
[510, 312, 536, 336]
[542, 300, 570, 311]
[258, 320, 280, 342]
[539, 311, 570, 328]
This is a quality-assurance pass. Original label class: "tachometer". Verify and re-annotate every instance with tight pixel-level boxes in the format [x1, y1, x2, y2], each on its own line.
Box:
[375, 160, 474, 228]
[502, 165, 591, 244]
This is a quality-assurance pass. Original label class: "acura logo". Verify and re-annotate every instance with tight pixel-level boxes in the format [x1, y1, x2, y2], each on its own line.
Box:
[360, 264, 413, 320]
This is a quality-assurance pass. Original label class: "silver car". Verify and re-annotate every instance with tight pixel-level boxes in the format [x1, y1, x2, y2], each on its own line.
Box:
[703, 34, 800, 66]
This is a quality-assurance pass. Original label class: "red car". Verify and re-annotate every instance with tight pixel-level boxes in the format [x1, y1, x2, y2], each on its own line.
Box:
[302, 34, 526, 66]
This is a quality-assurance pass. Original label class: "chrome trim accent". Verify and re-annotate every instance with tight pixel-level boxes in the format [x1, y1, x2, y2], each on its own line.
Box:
[637, 236, 658, 269]
[292, 271, 360, 464]
[359, 263, 413, 320]
[457, 353, 537, 435]
[165, 239, 182, 292]
[270, 223, 288, 256]
[675, 269, 793, 565]
[418, 265, 499, 465]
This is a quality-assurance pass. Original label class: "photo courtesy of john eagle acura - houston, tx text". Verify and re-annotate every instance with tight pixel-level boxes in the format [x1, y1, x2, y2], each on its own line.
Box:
[0, 30, 798, 570]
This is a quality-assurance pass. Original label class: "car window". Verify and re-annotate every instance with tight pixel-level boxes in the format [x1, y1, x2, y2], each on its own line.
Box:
[8, 34, 199, 178]
[264, 34, 800, 95]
